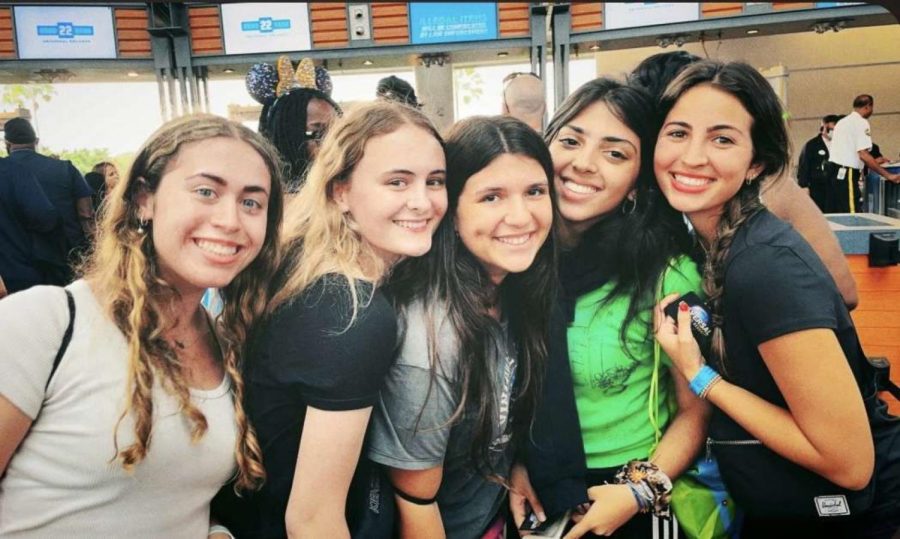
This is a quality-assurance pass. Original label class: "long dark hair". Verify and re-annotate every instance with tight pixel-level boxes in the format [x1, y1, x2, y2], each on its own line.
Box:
[547, 78, 691, 353]
[260, 87, 340, 190]
[658, 60, 790, 369]
[390, 116, 559, 476]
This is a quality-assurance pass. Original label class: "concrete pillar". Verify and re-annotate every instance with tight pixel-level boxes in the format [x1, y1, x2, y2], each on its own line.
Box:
[415, 58, 454, 132]
[761, 64, 789, 110]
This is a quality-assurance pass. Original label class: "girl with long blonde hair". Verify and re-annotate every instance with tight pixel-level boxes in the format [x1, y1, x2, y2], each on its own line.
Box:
[0, 114, 284, 538]
[217, 100, 448, 539]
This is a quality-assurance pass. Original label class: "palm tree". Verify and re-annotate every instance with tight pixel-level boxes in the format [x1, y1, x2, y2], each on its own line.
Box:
[1, 84, 56, 135]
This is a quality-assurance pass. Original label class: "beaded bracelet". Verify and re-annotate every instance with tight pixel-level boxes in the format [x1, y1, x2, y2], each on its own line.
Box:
[689, 365, 722, 399]
[614, 460, 673, 518]
[700, 373, 723, 399]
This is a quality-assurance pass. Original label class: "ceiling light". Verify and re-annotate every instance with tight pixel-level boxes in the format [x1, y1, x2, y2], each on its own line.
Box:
[126, 71, 139, 78]
[746, 29, 759, 35]
[223, 68, 235, 74]
[363, 59, 373, 66]
[497, 51, 508, 58]
[590, 44, 600, 51]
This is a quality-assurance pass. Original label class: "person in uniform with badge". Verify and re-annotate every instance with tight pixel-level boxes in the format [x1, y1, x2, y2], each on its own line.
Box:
[825, 94, 899, 213]
[797, 114, 841, 212]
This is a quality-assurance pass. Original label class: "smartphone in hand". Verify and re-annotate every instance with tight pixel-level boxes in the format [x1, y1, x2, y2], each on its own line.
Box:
[520, 508, 572, 538]
[663, 292, 712, 359]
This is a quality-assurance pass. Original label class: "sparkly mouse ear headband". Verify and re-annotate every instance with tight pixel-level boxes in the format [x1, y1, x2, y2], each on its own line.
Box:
[246, 56, 331, 106]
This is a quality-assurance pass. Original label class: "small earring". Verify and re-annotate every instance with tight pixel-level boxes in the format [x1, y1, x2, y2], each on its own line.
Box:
[621, 195, 637, 215]
[137, 217, 149, 234]
[745, 177, 754, 186]
[341, 210, 358, 232]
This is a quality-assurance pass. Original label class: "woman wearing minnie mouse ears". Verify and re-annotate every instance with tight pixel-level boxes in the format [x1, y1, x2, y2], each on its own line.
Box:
[247, 57, 341, 193]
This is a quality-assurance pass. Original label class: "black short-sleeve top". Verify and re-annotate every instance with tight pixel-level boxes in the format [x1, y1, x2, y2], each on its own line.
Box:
[218, 274, 397, 539]
[713, 210, 872, 420]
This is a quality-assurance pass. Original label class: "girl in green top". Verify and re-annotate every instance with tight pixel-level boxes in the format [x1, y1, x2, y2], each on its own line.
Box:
[531, 78, 710, 538]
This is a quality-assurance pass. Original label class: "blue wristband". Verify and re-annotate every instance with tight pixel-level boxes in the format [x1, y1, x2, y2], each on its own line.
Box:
[689, 365, 720, 397]
[625, 481, 648, 512]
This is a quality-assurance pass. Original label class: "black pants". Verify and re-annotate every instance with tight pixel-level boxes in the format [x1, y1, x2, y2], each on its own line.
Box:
[824, 162, 863, 213]
[807, 175, 832, 214]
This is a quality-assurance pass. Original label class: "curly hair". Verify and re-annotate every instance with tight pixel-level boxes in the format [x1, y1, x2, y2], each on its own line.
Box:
[82, 113, 285, 492]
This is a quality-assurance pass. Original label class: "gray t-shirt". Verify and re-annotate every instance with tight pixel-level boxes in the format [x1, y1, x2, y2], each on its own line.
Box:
[367, 299, 518, 539]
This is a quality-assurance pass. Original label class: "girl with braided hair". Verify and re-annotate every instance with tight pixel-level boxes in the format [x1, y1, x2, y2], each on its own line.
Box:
[654, 60, 900, 538]
[261, 86, 339, 192]
[0, 114, 284, 537]
[249, 57, 340, 193]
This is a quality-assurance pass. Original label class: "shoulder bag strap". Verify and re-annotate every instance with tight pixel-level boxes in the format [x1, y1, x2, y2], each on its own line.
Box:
[45, 289, 75, 391]
[648, 262, 672, 453]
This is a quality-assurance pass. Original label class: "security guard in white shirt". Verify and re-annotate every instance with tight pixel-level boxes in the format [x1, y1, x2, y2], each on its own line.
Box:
[825, 94, 899, 213]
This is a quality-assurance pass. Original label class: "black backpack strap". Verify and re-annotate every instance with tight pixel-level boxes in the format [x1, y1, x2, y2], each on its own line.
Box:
[46, 289, 75, 391]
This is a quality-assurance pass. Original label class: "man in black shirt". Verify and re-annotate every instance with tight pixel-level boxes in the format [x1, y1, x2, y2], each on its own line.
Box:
[0, 156, 59, 293]
[4, 117, 93, 280]
[797, 114, 841, 212]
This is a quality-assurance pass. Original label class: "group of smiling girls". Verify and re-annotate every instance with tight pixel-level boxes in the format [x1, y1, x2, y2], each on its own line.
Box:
[1, 53, 898, 539]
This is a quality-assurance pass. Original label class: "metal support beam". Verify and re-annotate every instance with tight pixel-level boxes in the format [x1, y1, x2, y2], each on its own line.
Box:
[529, 3, 548, 80]
[550, 3, 570, 108]
[147, 2, 197, 119]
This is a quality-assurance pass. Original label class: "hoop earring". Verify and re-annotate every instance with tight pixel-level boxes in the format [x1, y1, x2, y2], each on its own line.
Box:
[621, 196, 637, 215]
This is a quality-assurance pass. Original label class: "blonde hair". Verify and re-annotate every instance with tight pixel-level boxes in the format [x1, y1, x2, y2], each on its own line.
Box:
[83, 113, 284, 492]
[270, 100, 443, 314]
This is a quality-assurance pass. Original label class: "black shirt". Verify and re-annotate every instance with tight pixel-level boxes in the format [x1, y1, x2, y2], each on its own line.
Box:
[710, 210, 899, 526]
[217, 275, 397, 539]
[8, 149, 92, 252]
[0, 157, 59, 292]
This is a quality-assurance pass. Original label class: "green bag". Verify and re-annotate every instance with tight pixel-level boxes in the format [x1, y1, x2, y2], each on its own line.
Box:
[671, 456, 741, 539]
[650, 263, 741, 539]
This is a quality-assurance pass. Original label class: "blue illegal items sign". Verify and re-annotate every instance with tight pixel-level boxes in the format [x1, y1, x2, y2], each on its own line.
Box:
[240, 16, 292, 34]
[36, 22, 94, 39]
[409, 2, 498, 45]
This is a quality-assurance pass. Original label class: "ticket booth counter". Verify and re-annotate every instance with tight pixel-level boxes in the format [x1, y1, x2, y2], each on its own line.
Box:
[827, 213, 900, 414]
[866, 163, 900, 218]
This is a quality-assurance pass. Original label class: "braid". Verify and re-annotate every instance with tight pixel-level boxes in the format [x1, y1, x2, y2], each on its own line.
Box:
[702, 181, 764, 371]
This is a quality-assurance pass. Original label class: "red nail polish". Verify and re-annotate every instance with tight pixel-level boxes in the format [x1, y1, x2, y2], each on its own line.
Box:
[679, 301, 688, 312]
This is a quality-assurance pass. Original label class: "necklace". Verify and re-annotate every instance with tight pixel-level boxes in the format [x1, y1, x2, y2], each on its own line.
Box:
[171, 318, 210, 350]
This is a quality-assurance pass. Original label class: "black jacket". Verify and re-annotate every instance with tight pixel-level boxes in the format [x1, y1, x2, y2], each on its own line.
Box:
[523, 297, 589, 517]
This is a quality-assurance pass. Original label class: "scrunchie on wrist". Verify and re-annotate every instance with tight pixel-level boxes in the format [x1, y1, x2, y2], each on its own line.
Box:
[614, 460, 673, 518]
